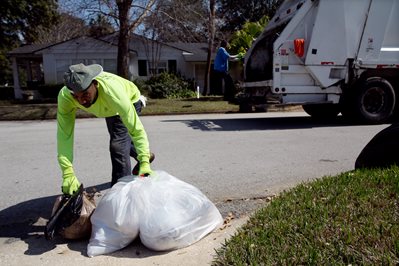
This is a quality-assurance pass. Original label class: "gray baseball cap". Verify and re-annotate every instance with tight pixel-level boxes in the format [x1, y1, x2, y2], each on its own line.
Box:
[64, 63, 103, 93]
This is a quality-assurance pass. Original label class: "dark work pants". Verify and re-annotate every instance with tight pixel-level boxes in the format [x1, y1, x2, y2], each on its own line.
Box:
[214, 70, 235, 101]
[105, 101, 142, 185]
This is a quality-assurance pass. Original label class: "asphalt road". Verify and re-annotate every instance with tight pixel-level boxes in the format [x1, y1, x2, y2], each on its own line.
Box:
[0, 111, 389, 264]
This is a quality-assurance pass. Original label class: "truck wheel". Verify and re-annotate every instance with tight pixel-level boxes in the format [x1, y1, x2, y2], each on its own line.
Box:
[355, 77, 395, 123]
[302, 104, 340, 119]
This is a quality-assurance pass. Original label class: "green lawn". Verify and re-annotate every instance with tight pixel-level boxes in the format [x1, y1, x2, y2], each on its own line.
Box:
[212, 166, 399, 265]
[141, 97, 239, 115]
[0, 97, 239, 120]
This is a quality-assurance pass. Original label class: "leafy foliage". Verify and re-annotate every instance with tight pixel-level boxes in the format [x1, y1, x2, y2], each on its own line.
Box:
[140, 72, 196, 99]
[0, 0, 59, 84]
[229, 16, 269, 54]
[217, 0, 282, 33]
[1, 0, 59, 44]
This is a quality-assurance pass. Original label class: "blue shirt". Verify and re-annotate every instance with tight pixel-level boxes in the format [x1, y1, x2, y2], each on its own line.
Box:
[214, 47, 230, 72]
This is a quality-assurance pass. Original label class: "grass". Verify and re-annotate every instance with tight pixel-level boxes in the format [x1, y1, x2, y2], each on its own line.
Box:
[0, 97, 239, 120]
[0, 96, 301, 120]
[141, 97, 239, 115]
[212, 166, 399, 265]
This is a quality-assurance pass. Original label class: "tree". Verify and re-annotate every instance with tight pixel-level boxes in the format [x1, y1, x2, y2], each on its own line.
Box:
[143, 0, 218, 95]
[217, 0, 282, 33]
[34, 13, 114, 44]
[138, 31, 163, 77]
[62, 0, 157, 79]
[136, 0, 208, 81]
[223, 16, 269, 85]
[228, 15, 269, 54]
[34, 13, 90, 44]
[204, 0, 216, 95]
[89, 14, 115, 38]
[0, 0, 59, 85]
[143, 0, 208, 43]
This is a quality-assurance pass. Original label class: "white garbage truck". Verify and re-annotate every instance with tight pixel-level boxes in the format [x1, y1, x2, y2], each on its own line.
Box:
[239, 0, 399, 123]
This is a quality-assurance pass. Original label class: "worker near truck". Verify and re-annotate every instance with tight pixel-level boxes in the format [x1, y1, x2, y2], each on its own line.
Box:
[57, 63, 154, 195]
[213, 40, 240, 101]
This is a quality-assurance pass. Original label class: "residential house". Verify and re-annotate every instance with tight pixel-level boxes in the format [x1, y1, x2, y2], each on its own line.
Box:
[7, 33, 211, 99]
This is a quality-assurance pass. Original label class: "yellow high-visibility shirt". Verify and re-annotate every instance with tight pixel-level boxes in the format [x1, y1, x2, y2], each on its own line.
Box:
[57, 71, 150, 179]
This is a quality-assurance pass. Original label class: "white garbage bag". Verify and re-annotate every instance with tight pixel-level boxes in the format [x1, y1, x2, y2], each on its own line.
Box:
[136, 171, 223, 251]
[87, 171, 223, 256]
[87, 177, 140, 257]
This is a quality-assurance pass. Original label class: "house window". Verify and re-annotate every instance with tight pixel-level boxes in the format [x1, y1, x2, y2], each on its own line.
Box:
[103, 59, 117, 74]
[138, 60, 147, 76]
[138, 60, 172, 76]
[149, 61, 167, 75]
[168, 60, 177, 74]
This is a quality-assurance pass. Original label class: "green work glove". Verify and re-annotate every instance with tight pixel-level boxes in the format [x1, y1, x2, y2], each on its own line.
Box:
[139, 161, 153, 176]
[62, 175, 81, 195]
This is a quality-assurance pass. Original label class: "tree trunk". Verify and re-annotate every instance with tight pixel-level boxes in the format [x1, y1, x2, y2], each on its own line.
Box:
[116, 0, 133, 79]
[204, 0, 216, 96]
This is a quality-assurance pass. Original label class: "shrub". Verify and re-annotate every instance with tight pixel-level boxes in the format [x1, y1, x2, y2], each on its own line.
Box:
[145, 72, 196, 99]
[133, 78, 153, 98]
[0, 86, 15, 100]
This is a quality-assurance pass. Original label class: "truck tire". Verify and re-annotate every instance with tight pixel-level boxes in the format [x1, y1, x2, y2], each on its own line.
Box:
[302, 104, 340, 120]
[355, 77, 396, 124]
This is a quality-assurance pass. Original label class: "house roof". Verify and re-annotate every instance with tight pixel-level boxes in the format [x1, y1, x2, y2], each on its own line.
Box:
[100, 33, 208, 61]
[7, 43, 51, 55]
[8, 33, 209, 62]
[36, 35, 127, 54]
[98, 33, 140, 53]
[167, 42, 209, 62]
[7, 35, 127, 57]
